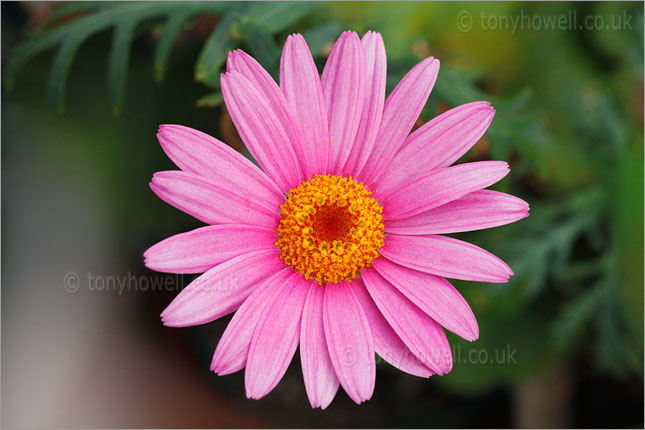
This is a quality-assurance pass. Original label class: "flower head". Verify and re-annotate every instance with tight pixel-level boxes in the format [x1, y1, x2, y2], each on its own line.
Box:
[276, 174, 384, 284]
[145, 30, 529, 408]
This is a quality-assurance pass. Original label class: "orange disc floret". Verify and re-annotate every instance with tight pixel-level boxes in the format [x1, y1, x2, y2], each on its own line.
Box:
[276, 174, 385, 284]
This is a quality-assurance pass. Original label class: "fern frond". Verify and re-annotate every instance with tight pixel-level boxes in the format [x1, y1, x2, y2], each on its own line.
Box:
[194, 5, 241, 88]
[196, 91, 223, 108]
[108, 18, 138, 115]
[238, 17, 280, 78]
[154, 11, 194, 83]
[46, 30, 87, 112]
[6, 1, 327, 112]
[5, 2, 231, 111]
[302, 21, 343, 56]
[244, 1, 317, 33]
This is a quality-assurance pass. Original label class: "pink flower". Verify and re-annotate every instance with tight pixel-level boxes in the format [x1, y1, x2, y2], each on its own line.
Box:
[145, 30, 529, 408]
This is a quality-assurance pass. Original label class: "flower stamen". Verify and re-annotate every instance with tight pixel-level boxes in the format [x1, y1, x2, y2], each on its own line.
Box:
[276, 175, 385, 284]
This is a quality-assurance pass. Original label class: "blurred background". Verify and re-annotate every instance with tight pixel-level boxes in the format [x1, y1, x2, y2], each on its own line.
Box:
[1, 1, 643, 428]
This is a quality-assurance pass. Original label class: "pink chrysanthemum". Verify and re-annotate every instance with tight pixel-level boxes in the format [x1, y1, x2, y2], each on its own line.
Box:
[145, 30, 529, 408]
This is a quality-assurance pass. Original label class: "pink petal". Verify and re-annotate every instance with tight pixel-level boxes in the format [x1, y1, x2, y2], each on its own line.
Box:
[227, 50, 308, 179]
[160, 249, 284, 327]
[211, 267, 293, 375]
[380, 161, 510, 220]
[150, 170, 280, 227]
[376, 102, 495, 194]
[156, 125, 283, 205]
[341, 31, 386, 177]
[280, 34, 329, 177]
[143, 224, 277, 274]
[221, 71, 303, 192]
[300, 283, 340, 409]
[323, 281, 375, 404]
[321, 31, 365, 175]
[352, 278, 432, 377]
[385, 190, 530, 235]
[380, 234, 513, 283]
[358, 57, 440, 186]
[372, 258, 479, 341]
[361, 267, 453, 375]
[245, 272, 311, 399]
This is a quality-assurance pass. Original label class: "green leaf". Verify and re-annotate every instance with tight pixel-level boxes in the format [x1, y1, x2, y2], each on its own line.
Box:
[240, 147, 259, 167]
[552, 284, 605, 348]
[47, 32, 88, 112]
[154, 11, 194, 82]
[108, 19, 138, 114]
[195, 91, 223, 108]
[6, 2, 233, 108]
[6, 4, 133, 92]
[156, 1, 232, 83]
[439, 308, 555, 394]
[245, 1, 318, 33]
[195, 9, 239, 87]
[6, 1, 317, 109]
[611, 140, 645, 341]
[432, 66, 484, 106]
[37, 2, 109, 33]
[6, 29, 78, 93]
[303, 21, 342, 56]
[238, 17, 280, 78]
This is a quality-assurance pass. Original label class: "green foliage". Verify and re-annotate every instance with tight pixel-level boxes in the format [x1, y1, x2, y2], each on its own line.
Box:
[301, 21, 343, 56]
[368, 1, 644, 391]
[237, 17, 281, 78]
[195, 91, 223, 108]
[153, 10, 197, 83]
[4, 1, 322, 112]
[194, 3, 239, 88]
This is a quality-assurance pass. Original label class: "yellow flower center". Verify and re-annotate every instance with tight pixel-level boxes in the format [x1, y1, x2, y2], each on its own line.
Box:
[276, 175, 385, 284]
